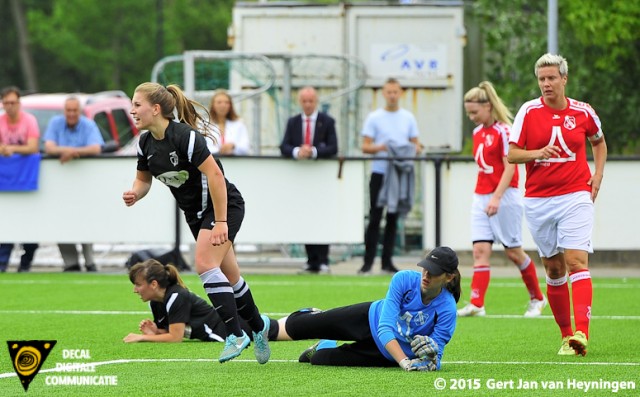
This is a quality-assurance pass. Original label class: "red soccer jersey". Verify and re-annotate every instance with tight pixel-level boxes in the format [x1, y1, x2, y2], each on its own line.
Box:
[510, 97, 602, 197]
[473, 121, 518, 194]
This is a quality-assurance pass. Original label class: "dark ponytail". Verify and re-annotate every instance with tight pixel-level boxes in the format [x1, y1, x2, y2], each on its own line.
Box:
[446, 269, 461, 303]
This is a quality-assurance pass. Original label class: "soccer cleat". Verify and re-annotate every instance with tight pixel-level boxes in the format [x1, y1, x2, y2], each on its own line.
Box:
[219, 330, 250, 363]
[524, 297, 547, 317]
[298, 341, 320, 363]
[252, 314, 271, 364]
[557, 336, 576, 355]
[457, 303, 486, 317]
[568, 331, 588, 356]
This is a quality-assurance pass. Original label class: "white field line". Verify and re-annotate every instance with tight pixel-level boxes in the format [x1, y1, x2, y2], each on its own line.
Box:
[0, 310, 639, 321]
[0, 279, 638, 289]
[1, 358, 639, 379]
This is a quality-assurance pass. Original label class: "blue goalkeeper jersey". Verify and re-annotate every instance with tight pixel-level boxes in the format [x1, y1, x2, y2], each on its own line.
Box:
[369, 270, 457, 368]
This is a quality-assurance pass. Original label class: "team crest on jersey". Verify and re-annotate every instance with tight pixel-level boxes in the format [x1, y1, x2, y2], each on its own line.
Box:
[484, 134, 494, 147]
[169, 151, 179, 167]
[157, 170, 190, 188]
[563, 116, 576, 130]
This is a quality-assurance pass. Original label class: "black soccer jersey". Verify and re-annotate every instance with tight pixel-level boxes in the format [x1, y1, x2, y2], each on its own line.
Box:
[136, 121, 243, 219]
[150, 284, 226, 341]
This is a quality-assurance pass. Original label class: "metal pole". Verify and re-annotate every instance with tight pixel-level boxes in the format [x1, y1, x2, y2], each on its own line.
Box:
[282, 56, 292, 122]
[433, 156, 443, 247]
[547, 0, 558, 54]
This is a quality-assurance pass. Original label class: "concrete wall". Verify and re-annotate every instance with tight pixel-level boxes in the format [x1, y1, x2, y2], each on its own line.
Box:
[0, 156, 364, 245]
[1, 156, 637, 253]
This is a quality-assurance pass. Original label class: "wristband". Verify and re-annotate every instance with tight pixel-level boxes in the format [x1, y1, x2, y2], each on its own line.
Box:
[215, 220, 227, 223]
[399, 358, 411, 370]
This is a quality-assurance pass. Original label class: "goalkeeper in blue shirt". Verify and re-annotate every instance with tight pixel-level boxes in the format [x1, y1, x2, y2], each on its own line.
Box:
[277, 246, 460, 371]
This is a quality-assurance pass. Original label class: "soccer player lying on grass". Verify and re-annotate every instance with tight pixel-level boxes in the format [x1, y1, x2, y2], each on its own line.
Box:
[276, 247, 460, 371]
[123, 259, 279, 343]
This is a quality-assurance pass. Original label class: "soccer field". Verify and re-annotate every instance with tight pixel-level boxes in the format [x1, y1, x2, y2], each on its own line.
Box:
[1, 272, 638, 396]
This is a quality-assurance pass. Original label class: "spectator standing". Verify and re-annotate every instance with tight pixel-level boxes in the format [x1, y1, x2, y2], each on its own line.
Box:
[458, 81, 546, 318]
[44, 96, 104, 272]
[358, 78, 421, 276]
[280, 86, 338, 274]
[508, 54, 607, 356]
[208, 90, 252, 155]
[0, 86, 40, 272]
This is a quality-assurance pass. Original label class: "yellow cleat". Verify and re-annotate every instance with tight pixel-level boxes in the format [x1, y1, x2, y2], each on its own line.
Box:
[568, 331, 588, 356]
[557, 336, 576, 355]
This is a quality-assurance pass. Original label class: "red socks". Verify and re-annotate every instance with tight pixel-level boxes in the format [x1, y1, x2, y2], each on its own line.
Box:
[546, 275, 573, 337]
[569, 270, 592, 339]
[519, 257, 544, 301]
[470, 265, 491, 307]
[547, 270, 593, 339]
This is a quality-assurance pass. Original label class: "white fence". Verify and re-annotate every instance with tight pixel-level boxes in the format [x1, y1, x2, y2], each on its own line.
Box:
[1, 156, 638, 252]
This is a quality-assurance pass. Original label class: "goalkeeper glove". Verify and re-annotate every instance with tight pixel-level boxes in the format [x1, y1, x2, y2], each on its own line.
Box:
[411, 335, 439, 360]
[399, 357, 437, 372]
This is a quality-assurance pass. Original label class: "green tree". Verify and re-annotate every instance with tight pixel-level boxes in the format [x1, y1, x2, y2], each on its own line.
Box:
[469, 0, 640, 154]
[23, 0, 233, 96]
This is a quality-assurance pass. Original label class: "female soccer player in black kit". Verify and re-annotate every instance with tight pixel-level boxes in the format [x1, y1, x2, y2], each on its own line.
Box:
[123, 259, 278, 344]
[122, 83, 269, 364]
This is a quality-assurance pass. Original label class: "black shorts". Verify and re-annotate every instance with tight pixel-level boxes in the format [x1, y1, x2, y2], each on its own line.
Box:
[285, 303, 396, 367]
[186, 203, 244, 243]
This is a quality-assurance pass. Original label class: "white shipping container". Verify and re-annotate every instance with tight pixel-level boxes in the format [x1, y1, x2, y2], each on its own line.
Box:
[232, 1, 466, 153]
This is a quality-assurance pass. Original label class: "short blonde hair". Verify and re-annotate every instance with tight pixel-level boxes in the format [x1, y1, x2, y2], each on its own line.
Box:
[534, 53, 568, 77]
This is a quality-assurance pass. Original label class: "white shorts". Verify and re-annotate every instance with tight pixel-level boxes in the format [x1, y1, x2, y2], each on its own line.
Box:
[524, 191, 594, 258]
[471, 187, 523, 248]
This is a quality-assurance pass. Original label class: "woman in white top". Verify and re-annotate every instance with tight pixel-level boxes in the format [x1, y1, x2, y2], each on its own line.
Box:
[208, 90, 251, 155]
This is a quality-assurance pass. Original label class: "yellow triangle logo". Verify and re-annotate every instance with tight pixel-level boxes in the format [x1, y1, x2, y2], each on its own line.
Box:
[7, 340, 57, 392]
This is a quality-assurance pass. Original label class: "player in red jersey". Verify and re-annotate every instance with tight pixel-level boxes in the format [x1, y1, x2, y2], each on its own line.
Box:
[508, 54, 607, 356]
[458, 81, 546, 318]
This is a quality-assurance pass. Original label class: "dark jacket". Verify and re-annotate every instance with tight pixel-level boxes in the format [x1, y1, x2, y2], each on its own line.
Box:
[280, 112, 338, 158]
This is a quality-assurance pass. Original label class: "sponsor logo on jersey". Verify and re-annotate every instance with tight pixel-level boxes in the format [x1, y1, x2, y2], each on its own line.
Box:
[414, 311, 428, 326]
[157, 170, 190, 188]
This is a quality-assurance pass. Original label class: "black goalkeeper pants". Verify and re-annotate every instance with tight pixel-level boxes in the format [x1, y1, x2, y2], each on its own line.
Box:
[285, 302, 396, 367]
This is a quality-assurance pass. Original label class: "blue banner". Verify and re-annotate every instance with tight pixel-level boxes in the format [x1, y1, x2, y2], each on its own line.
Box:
[0, 154, 41, 191]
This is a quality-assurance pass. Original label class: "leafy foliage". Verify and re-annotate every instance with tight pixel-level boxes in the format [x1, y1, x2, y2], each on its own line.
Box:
[13, 0, 233, 97]
[470, 0, 640, 154]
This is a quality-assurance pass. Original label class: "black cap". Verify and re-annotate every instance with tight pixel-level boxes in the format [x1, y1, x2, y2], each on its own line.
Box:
[417, 246, 459, 276]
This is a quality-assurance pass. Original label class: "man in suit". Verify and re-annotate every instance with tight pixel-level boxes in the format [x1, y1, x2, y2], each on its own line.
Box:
[280, 86, 338, 274]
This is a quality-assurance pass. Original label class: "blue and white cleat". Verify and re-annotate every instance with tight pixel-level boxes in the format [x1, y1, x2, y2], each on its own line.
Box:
[219, 330, 250, 363]
[252, 314, 271, 364]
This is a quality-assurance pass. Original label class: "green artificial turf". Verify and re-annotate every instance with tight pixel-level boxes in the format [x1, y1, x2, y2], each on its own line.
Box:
[0, 272, 638, 396]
